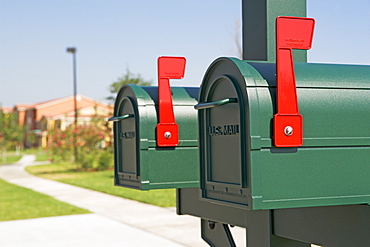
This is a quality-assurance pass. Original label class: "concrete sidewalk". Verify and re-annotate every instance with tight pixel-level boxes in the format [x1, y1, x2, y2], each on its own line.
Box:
[0, 155, 245, 246]
[0, 214, 184, 247]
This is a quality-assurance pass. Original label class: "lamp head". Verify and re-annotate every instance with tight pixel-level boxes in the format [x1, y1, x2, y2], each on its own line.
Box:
[66, 47, 76, 53]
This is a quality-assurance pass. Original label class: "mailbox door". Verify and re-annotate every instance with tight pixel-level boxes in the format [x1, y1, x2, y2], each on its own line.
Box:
[198, 59, 252, 208]
[113, 85, 157, 189]
[113, 94, 141, 188]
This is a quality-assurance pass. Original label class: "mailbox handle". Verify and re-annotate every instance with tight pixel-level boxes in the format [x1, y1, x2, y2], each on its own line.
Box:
[194, 98, 238, 110]
[108, 114, 134, 122]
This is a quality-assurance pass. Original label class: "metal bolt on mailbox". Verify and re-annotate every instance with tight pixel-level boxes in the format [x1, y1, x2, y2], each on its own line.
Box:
[109, 56, 199, 190]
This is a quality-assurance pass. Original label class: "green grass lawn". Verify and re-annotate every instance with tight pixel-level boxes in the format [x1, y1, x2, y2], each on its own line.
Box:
[0, 179, 90, 221]
[26, 163, 176, 207]
[22, 148, 49, 162]
[0, 155, 22, 165]
[0, 148, 48, 165]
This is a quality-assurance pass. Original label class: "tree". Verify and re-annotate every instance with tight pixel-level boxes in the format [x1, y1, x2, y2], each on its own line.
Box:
[0, 108, 25, 161]
[107, 68, 152, 101]
[46, 105, 114, 170]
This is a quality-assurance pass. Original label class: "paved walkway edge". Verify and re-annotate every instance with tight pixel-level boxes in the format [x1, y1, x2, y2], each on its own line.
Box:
[0, 155, 246, 246]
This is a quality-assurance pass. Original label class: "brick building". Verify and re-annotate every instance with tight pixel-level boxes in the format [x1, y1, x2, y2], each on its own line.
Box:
[8, 95, 112, 147]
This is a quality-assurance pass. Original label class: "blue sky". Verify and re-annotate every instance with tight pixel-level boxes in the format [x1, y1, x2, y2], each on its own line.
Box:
[1, 0, 369, 106]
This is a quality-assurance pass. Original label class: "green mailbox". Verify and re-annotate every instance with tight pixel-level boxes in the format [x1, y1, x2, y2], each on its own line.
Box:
[111, 84, 199, 190]
[110, 56, 199, 190]
[196, 57, 370, 210]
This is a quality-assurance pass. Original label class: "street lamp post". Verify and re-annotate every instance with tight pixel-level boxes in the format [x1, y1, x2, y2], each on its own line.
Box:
[66, 47, 78, 162]
[66, 47, 78, 126]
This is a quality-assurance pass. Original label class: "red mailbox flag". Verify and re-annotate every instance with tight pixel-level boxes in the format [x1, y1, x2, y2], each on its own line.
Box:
[156, 56, 186, 147]
[274, 16, 315, 147]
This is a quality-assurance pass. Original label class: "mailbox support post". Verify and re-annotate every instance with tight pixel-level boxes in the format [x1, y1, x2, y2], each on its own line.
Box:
[201, 209, 311, 247]
[178, 188, 370, 246]
[242, 0, 307, 62]
[178, 189, 312, 247]
[244, 210, 311, 247]
[201, 220, 236, 247]
[200, 210, 313, 246]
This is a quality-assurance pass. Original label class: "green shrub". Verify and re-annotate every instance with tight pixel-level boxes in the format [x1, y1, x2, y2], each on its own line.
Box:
[96, 149, 113, 170]
[47, 123, 113, 170]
